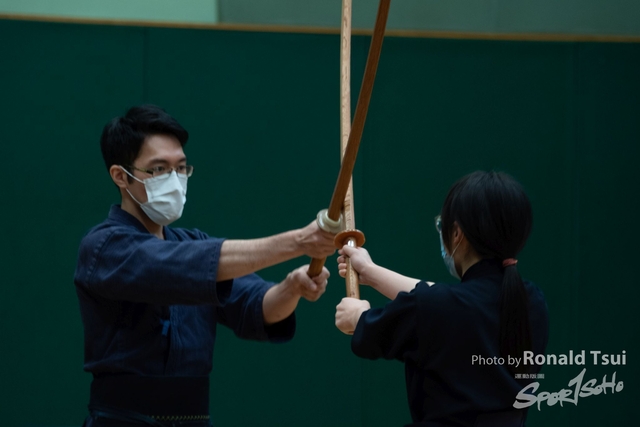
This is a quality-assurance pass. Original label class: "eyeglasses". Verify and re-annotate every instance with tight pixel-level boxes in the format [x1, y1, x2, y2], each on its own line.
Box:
[434, 215, 442, 234]
[129, 164, 194, 179]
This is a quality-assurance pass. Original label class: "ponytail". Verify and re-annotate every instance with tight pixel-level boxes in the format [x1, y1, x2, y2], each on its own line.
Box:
[440, 171, 534, 375]
[499, 261, 532, 374]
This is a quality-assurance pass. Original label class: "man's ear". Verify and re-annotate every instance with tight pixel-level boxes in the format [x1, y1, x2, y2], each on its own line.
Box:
[109, 165, 128, 189]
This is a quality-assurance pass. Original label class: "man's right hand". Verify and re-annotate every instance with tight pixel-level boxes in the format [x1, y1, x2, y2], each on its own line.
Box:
[296, 220, 337, 259]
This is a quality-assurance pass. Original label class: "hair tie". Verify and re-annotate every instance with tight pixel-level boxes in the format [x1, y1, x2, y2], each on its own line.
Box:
[502, 258, 518, 268]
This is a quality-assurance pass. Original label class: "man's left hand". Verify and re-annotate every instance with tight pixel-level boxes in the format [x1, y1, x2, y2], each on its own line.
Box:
[283, 264, 330, 302]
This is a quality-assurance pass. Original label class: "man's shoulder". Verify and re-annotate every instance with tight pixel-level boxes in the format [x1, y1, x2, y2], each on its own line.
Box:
[77, 205, 225, 257]
[79, 206, 138, 242]
[79, 218, 222, 249]
[166, 226, 214, 242]
[78, 218, 133, 255]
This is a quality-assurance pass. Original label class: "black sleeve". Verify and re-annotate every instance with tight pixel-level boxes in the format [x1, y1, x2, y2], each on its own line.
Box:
[351, 290, 420, 362]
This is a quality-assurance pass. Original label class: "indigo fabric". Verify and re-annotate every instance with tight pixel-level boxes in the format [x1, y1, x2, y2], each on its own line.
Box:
[75, 205, 296, 377]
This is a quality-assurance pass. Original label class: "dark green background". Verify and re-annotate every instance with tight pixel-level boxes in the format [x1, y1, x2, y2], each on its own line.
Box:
[0, 19, 638, 426]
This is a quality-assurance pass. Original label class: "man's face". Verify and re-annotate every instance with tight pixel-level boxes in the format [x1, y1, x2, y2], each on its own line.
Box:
[126, 134, 187, 204]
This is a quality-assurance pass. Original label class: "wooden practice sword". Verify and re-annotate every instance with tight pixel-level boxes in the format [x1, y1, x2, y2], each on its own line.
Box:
[307, 0, 391, 296]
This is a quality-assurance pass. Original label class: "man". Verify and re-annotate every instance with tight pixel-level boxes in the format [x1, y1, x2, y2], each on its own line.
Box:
[75, 105, 334, 426]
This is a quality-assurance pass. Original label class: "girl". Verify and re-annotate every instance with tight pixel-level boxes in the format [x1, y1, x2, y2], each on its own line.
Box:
[335, 171, 548, 427]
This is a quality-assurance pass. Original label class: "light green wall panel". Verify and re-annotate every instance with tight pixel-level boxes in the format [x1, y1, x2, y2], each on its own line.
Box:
[219, 0, 640, 36]
[2, 0, 638, 36]
[0, 0, 218, 23]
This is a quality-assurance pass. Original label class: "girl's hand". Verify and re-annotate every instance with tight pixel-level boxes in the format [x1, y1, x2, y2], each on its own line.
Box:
[337, 245, 375, 285]
[335, 297, 371, 335]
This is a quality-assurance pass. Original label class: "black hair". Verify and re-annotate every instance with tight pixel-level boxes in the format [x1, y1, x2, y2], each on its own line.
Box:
[440, 171, 533, 374]
[100, 104, 189, 173]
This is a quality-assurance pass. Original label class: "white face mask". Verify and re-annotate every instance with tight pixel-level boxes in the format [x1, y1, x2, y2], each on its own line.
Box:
[121, 166, 188, 226]
[439, 232, 462, 279]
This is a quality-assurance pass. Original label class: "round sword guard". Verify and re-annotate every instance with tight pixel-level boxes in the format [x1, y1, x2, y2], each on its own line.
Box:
[316, 209, 344, 234]
[334, 229, 366, 249]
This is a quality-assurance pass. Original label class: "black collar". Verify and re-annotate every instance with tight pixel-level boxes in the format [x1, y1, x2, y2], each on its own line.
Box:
[461, 258, 503, 282]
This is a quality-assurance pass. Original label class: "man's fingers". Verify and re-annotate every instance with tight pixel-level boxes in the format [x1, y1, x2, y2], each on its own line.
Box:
[295, 265, 330, 298]
[319, 229, 335, 239]
[302, 280, 327, 301]
[309, 267, 330, 283]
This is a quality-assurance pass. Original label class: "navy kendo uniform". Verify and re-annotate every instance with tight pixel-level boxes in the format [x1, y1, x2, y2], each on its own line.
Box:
[75, 205, 295, 426]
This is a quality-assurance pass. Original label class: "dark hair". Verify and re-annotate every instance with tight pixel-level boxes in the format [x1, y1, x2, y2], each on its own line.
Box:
[100, 104, 189, 173]
[441, 171, 533, 374]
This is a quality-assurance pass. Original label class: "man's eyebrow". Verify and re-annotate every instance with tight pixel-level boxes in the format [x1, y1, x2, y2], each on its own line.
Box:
[147, 156, 187, 165]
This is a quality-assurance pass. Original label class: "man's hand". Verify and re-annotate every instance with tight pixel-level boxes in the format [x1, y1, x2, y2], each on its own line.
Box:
[263, 265, 330, 325]
[297, 220, 337, 259]
[337, 245, 376, 285]
[335, 297, 371, 335]
[282, 264, 330, 302]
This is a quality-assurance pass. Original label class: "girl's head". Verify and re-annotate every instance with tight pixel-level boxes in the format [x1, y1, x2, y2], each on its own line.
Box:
[440, 171, 532, 263]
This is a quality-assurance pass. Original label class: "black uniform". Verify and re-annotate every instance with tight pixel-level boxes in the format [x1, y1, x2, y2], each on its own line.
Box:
[352, 259, 549, 427]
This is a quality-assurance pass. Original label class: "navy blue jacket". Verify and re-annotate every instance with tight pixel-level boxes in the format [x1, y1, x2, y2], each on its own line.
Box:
[352, 259, 548, 427]
[74, 205, 295, 377]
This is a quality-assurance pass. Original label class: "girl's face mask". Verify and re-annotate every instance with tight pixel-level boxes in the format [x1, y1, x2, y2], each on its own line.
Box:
[439, 232, 461, 279]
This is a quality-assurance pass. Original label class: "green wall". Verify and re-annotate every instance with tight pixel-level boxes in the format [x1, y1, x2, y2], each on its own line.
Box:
[0, 0, 219, 23]
[2, 0, 639, 35]
[0, 18, 638, 426]
[219, 0, 640, 36]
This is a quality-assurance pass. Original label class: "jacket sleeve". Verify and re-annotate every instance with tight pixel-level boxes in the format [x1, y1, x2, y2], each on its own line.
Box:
[351, 289, 420, 362]
[216, 274, 296, 342]
[74, 227, 232, 306]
